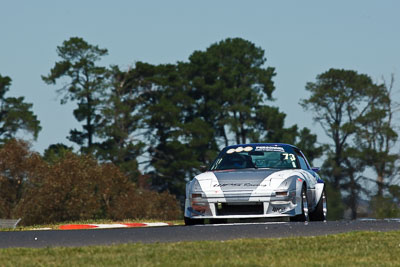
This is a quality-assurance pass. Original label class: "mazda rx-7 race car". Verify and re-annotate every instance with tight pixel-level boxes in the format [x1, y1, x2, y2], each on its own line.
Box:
[184, 143, 327, 225]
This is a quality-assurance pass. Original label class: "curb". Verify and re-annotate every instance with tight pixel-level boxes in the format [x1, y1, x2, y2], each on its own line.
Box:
[59, 222, 170, 230]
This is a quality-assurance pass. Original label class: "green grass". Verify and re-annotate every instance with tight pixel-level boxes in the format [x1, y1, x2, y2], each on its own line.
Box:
[1, 231, 400, 266]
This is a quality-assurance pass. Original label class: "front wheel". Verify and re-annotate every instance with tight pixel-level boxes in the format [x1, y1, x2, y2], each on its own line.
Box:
[290, 185, 309, 222]
[309, 188, 327, 221]
[184, 217, 204, 226]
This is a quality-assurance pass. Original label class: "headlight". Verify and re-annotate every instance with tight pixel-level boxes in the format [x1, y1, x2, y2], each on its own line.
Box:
[191, 179, 202, 192]
[190, 185, 206, 214]
[277, 177, 297, 191]
[188, 179, 209, 215]
[276, 191, 288, 197]
[189, 180, 207, 214]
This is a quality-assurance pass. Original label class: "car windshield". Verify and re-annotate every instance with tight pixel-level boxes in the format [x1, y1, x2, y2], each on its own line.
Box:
[210, 145, 299, 171]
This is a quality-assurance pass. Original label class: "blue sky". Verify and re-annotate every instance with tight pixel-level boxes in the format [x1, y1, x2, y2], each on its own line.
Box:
[1, 0, 399, 153]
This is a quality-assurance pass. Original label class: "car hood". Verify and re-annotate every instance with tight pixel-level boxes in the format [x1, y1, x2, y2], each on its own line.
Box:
[212, 169, 277, 189]
[193, 169, 296, 193]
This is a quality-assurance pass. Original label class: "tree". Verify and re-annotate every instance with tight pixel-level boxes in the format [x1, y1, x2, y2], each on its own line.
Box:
[0, 75, 41, 142]
[42, 37, 108, 153]
[42, 143, 73, 164]
[353, 75, 399, 197]
[294, 127, 324, 165]
[96, 64, 147, 182]
[301, 68, 386, 219]
[0, 139, 42, 218]
[186, 38, 322, 158]
[140, 63, 203, 196]
[187, 38, 276, 145]
[139, 38, 323, 200]
[140, 38, 279, 197]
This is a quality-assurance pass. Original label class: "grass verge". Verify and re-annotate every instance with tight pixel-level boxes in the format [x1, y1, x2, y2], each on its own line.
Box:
[1, 231, 400, 266]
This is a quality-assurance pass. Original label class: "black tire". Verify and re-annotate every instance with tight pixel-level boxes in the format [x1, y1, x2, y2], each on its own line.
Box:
[290, 185, 309, 222]
[309, 188, 327, 221]
[184, 217, 204, 226]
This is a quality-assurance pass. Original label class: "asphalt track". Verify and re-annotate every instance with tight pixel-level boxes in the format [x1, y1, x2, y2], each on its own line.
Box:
[1, 220, 399, 248]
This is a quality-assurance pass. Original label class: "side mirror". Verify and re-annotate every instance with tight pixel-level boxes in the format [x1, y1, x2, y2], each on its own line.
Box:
[311, 167, 320, 173]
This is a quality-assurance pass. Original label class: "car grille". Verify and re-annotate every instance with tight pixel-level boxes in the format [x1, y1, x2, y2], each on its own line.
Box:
[215, 202, 264, 216]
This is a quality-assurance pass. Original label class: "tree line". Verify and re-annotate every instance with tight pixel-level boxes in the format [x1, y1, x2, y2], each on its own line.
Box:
[0, 37, 399, 222]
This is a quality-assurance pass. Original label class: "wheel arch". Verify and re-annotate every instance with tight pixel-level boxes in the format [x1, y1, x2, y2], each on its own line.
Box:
[314, 182, 325, 205]
[294, 178, 307, 215]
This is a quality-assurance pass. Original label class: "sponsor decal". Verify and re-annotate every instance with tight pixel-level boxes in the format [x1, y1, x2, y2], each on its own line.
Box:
[255, 146, 285, 152]
[213, 183, 267, 187]
[244, 146, 253, 152]
[226, 146, 253, 153]
[272, 207, 286, 213]
[235, 147, 244, 152]
[227, 148, 236, 154]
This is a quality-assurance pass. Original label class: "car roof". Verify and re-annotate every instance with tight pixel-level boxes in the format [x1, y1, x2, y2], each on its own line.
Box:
[223, 143, 299, 150]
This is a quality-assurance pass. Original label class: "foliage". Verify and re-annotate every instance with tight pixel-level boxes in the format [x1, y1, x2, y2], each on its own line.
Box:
[109, 190, 182, 221]
[301, 69, 382, 186]
[187, 38, 276, 145]
[39, 37, 325, 202]
[130, 62, 214, 195]
[42, 143, 74, 164]
[370, 185, 400, 218]
[137, 38, 323, 198]
[15, 152, 180, 225]
[353, 75, 399, 197]
[0, 139, 180, 224]
[370, 196, 400, 218]
[16, 153, 108, 224]
[0, 140, 42, 218]
[3, 36, 400, 222]
[95, 64, 146, 182]
[42, 37, 109, 153]
[301, 68, 391, 219]
[0, 74, 41, 142]
[324, 180, 345, 220]
[294, 127, 324, 165]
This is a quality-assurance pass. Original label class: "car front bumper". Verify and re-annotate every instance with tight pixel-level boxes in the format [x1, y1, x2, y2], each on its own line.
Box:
[184, 190, 300, 219]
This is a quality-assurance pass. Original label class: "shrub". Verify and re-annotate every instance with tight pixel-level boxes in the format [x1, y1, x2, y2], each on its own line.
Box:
[0, 139, 42, 219]
[109, 189, 181, 221]
[0, 139, 181, 225]
[371, 195, 400, 219]
[15, 152, 181, 225]
[16, 153, 105, 224]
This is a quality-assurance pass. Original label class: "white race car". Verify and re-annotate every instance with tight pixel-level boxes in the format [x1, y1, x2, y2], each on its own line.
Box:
[184, 143, 327, 225]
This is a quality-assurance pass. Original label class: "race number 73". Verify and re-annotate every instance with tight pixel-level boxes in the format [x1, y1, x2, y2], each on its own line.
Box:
[282, 153, 296, 161]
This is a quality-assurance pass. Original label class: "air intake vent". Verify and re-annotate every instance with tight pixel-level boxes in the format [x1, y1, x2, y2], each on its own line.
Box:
[216, 203, 263, 216]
